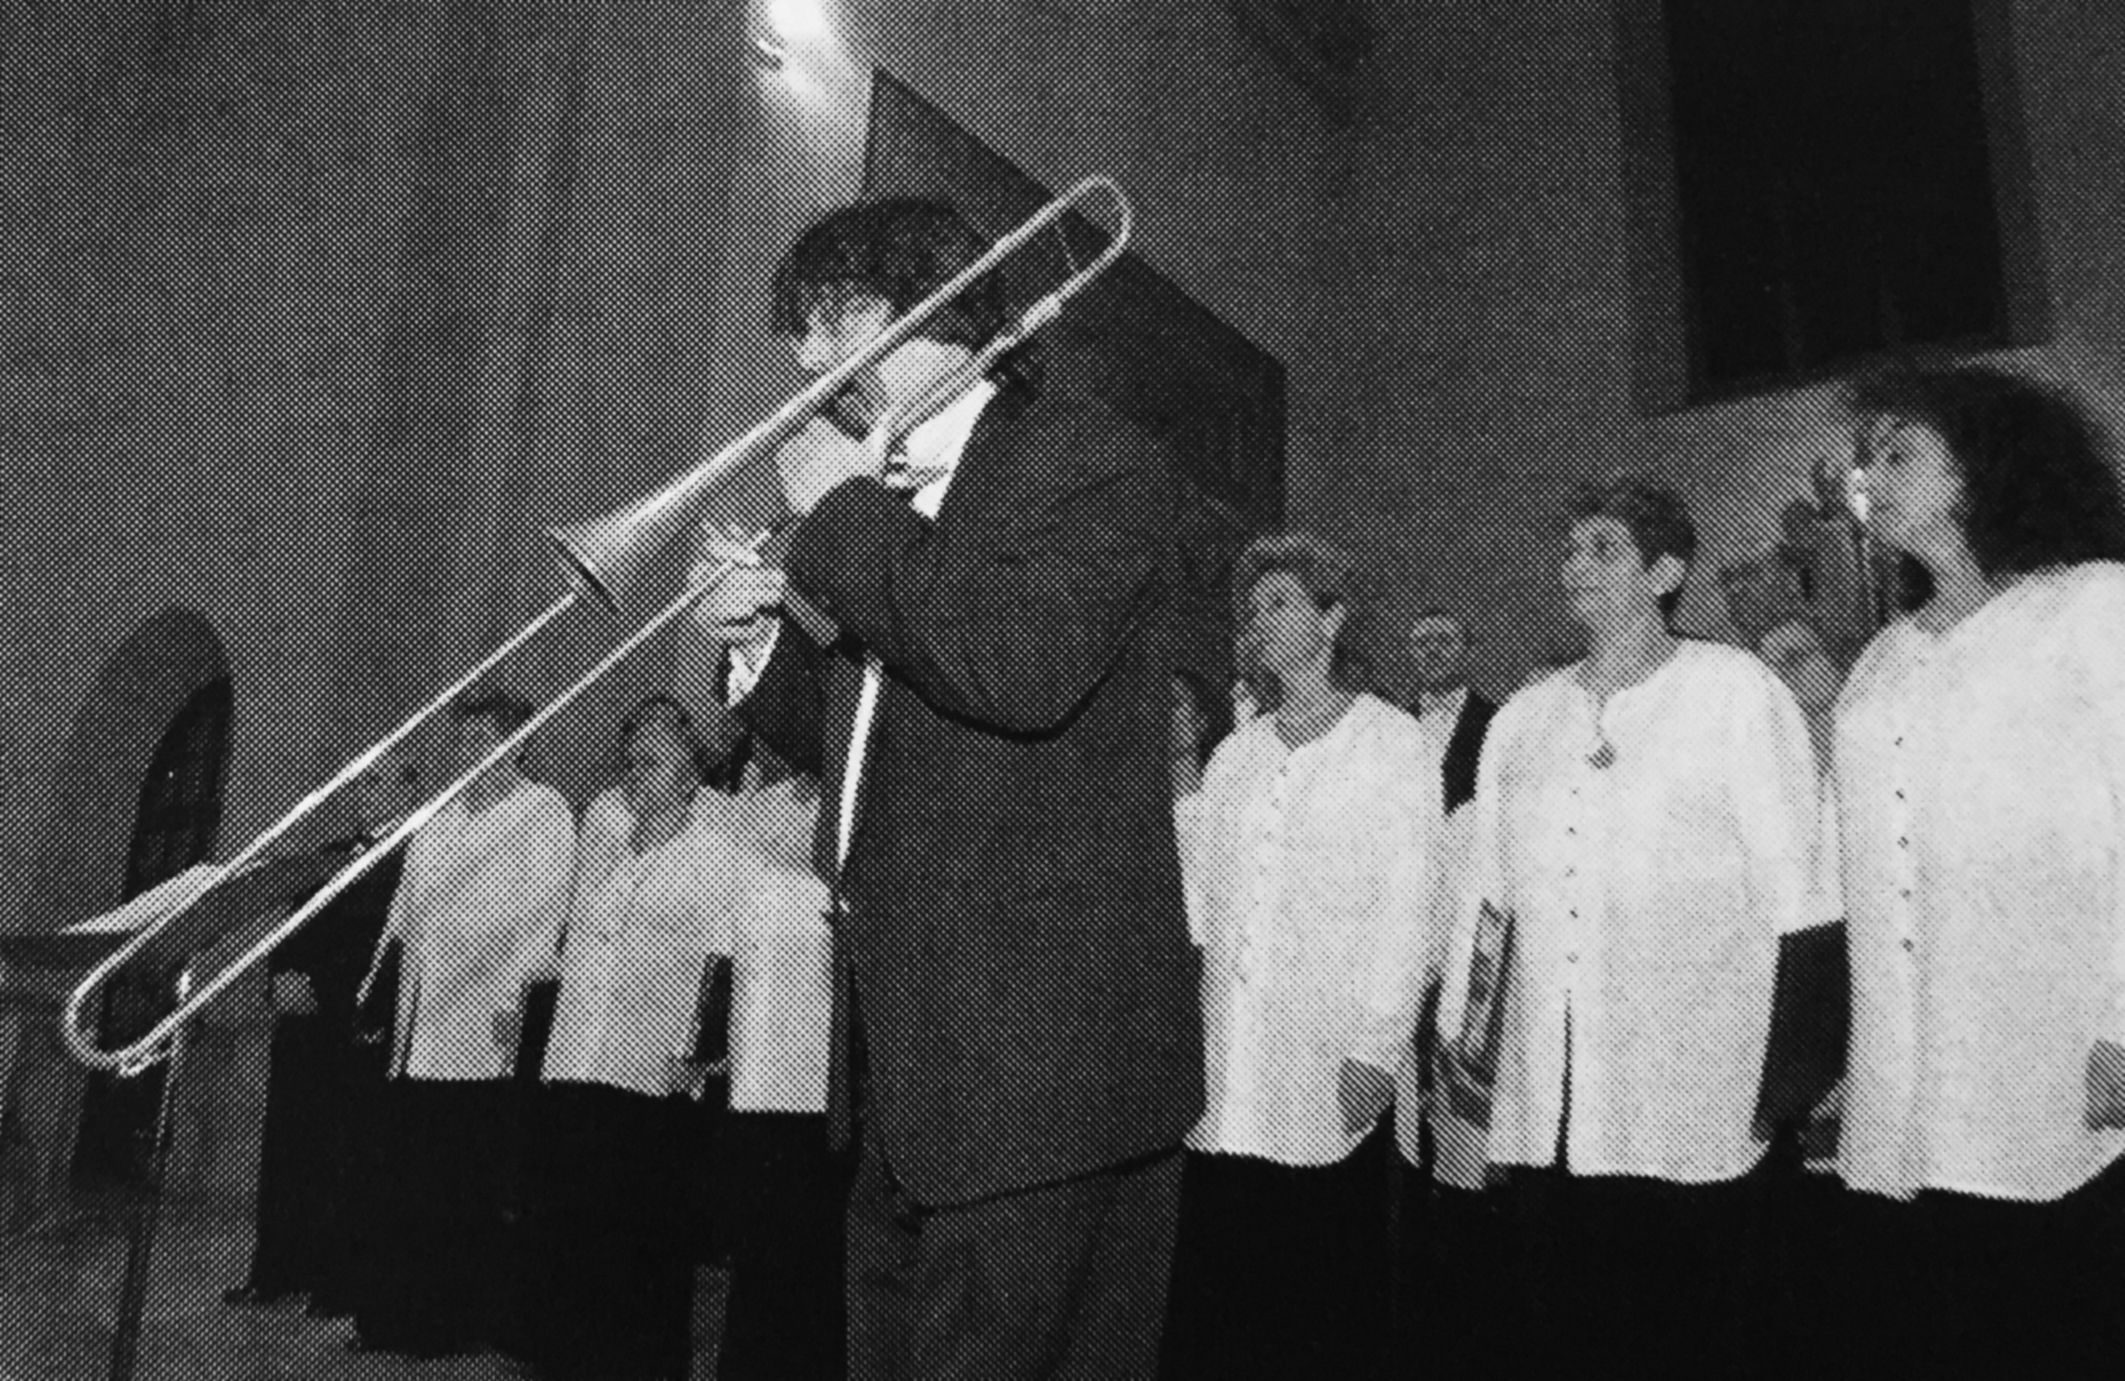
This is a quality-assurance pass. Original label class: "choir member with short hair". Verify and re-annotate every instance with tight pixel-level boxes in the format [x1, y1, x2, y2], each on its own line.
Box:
[1434, 477, 1818, 1378]
[516, 696, 742, 1381]
[1160, 532, 1441, 1381]
[348, 686, 575, 1359]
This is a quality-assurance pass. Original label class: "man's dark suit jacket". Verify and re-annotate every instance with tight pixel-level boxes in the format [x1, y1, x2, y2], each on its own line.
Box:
[1437, 691, 1497, 814]
[703, 385, 1203, 1210]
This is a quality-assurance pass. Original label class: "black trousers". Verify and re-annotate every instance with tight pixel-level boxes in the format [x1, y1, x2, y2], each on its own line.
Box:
[353, 1078, 512, 1356]
[717, 1111, 855, 1381]
[846, 1140, 1183, 1381]
[1491, 1165, 1762, 1381]
[244, 1018, 362, 1301]
[1159, 1130, 1394, 1381]
[514, 1082, 697, 1381]
[1835, 1156, 2125, 1380]
[1395, 1166, 1512, 1380]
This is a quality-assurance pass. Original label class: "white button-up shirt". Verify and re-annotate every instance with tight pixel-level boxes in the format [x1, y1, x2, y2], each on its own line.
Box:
[1437, 640, 1818, 1183]
[1835, 563, 2125, 1202]
[1187, 695, 1443, 1165]
[726, 778, 832, 1114]
[385, 781, 576, 1081]
[543, 790, 754, 1098]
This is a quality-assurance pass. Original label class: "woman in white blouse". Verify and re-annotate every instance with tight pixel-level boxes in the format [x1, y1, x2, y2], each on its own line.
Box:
[1828, 366, 2125, 1376]
[1159, 533, 1441, 1381]
[352, 688, 576, 1360]
[1434, 477, 1818, 1378]
[517, 697, 743, 1381]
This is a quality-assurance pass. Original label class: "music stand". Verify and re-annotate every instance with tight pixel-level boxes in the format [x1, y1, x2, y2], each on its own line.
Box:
[17, 851, 341, 1381]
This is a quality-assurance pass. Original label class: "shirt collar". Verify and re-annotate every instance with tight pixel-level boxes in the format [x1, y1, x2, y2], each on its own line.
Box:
[896, 379, 996, 475]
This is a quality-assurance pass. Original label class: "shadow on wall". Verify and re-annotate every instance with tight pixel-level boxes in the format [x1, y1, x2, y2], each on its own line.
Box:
[18, 609, 231, 938]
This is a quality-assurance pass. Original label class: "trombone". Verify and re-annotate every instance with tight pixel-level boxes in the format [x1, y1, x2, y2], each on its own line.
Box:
[63, 176, 1133, 1078]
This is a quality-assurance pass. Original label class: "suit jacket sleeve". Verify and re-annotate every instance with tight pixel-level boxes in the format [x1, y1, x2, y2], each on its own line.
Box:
[784, 417, 1168, 736]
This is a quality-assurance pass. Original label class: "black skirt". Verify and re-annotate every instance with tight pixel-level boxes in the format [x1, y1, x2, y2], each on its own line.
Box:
[353, 1077, 514, 1356]
[514, 1081, 700, 1381]
[1158, 1130, 1394, 1381]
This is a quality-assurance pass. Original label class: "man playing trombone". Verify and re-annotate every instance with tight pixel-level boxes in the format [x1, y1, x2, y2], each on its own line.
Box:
[681, 197, 1201, 1381]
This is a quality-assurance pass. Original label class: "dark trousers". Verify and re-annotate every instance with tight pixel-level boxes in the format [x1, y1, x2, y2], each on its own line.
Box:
[1494, 1166, 1761, 1381]
[1395, 1167, 1512, 1379]
[718, 1112, 855, 1381]
[513, 1082, 696, 1381]
[1159, 1130, 1393, 1381]
[245, 1019, 361, 1302]
[353, 1078, 512, 1356]
[845, 1140, 1183, 1381]
[1837, 1156, 2125, 1380]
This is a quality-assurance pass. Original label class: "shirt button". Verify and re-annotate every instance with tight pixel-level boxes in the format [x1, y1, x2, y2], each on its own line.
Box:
[1897, 837, 1909, 848]
[1901, 939, 1914, 953]
[1567, 951, 1580, 964]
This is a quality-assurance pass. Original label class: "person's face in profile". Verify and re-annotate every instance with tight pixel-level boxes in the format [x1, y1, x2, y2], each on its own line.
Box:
[1408, 616, 1469, 693]
[793, 295, 892, 377]
[1860, 415, 1967, 559]
[622, 721, 698, 820]
[1243, 570, 1342, 683]
[1562, 516, 1681, 635]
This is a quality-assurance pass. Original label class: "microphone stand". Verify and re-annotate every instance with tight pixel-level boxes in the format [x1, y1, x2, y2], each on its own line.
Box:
[105, 964, 194, 1381]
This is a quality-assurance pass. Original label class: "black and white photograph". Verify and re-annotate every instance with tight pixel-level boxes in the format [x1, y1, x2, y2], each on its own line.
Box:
[1, 1, 2123, 1377]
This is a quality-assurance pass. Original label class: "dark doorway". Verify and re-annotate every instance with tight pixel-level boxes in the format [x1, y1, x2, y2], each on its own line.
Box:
[70, 675, 233, 1193]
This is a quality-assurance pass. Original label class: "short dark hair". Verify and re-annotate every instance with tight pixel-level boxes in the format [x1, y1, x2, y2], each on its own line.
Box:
[450, 685, 533, 734]
[770, 198, 1006, 355]
[1234, 531, 1370, 691]
[1565, 476, 1698, 625]
[1845, 364, 2125, 579]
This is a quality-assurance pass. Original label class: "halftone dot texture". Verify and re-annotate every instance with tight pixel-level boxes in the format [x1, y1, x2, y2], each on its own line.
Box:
[8, 0, 2125, 1376]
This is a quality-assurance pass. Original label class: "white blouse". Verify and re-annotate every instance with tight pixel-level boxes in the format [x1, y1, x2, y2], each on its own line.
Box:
[1834, 563, 2125, 1202]
[544, 791, 752, 1098]
[1188, 694, 1442, 1166]
[385, 781, 576, 1081]
[727, 779, 833, 1114]
[1437, 640, 1818, 1183]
